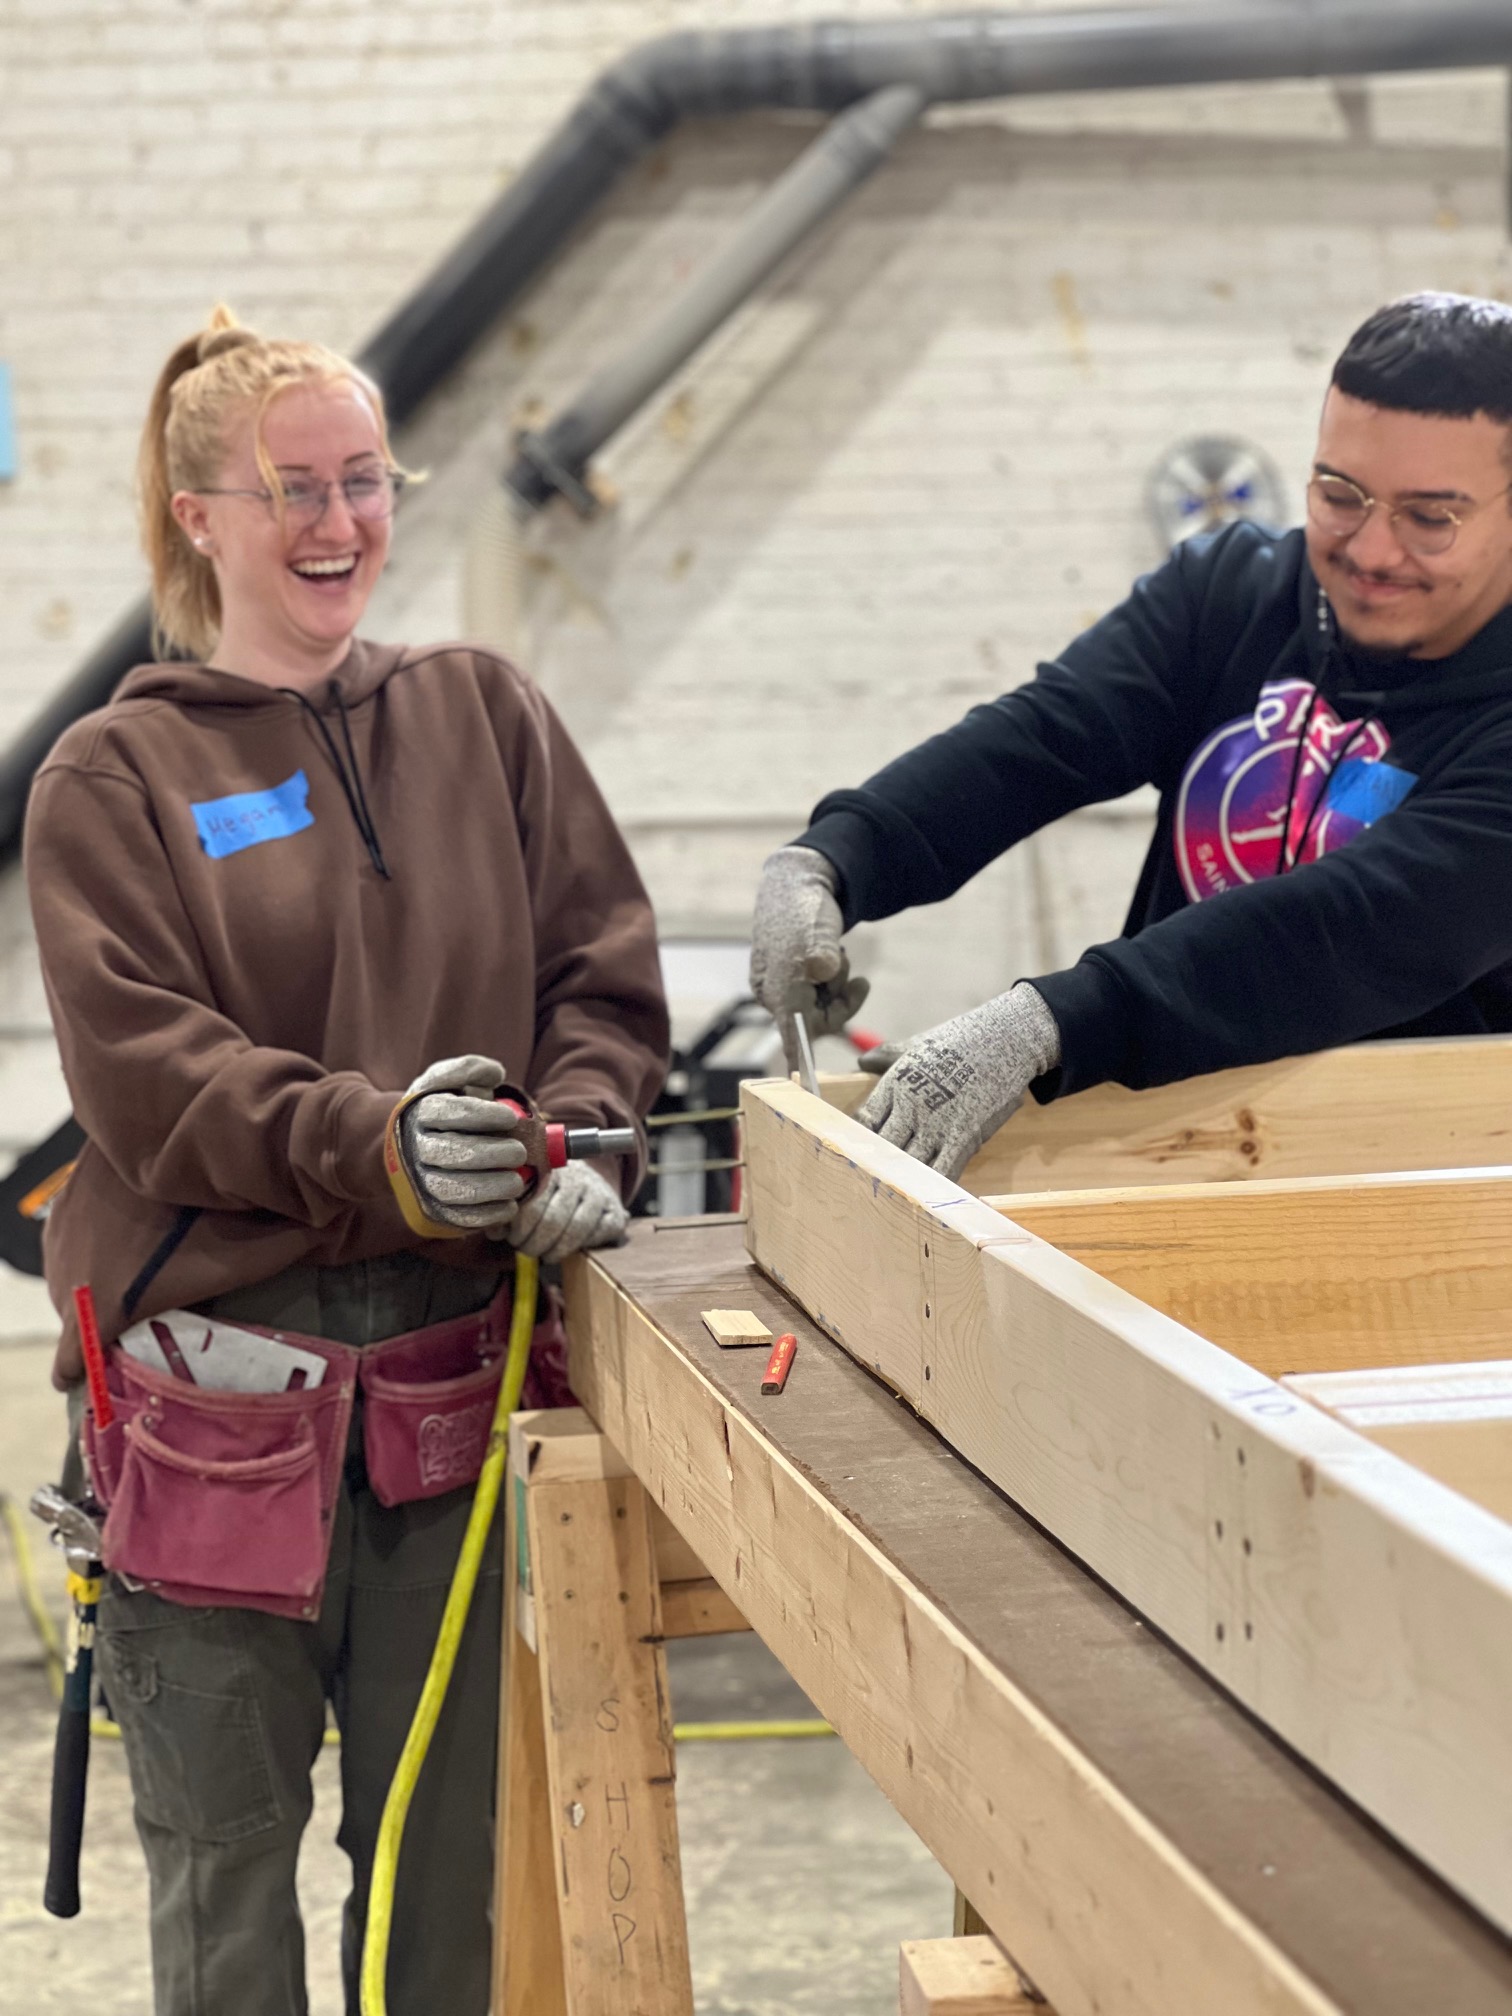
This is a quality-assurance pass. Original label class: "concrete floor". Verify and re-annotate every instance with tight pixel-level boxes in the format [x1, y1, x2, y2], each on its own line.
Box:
[0, 1336, 951, 2014]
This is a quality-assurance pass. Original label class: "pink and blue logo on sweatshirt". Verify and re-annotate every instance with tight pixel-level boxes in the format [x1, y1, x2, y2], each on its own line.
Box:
[1174, 678, 1414, 902]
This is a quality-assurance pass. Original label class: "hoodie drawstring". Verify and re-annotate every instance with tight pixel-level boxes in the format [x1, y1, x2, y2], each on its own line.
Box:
[280, 682, 391, 880]
[1275, 587, 1378, 875]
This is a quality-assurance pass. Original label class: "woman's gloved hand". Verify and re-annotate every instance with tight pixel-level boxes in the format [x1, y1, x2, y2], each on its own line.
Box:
[496, 1161, 629, 1264]
[389, 1054, 529, 1233]
[856, 984, 1062, 1180]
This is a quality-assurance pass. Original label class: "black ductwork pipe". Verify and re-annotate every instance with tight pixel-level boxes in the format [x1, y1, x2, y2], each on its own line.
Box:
[6, 0, 1511, 865]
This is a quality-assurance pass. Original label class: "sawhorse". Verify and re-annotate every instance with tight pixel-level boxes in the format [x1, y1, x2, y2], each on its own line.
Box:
[492, 1407, 1049, 2015]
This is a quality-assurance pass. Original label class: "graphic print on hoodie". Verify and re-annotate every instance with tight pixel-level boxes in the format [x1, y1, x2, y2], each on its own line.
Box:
[1175, 677, 1415, 901]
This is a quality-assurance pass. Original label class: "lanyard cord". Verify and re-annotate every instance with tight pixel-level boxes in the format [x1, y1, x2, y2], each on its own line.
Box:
[280, 684, 391, 879]
[1275, 677, 1375, 877]
[1275, 682, 1322, 876]
[1287, 717, 1372, 871]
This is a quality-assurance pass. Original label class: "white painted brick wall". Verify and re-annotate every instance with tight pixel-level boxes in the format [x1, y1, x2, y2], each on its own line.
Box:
[0, 0, 1508, 1332]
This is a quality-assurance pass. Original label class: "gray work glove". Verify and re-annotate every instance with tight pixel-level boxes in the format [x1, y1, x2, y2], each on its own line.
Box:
[499, 1161, 629, 1265]
[749, 846, 870, 1035]
[397, 1054, 528, 1231]
[856, 984, 1062, 1181]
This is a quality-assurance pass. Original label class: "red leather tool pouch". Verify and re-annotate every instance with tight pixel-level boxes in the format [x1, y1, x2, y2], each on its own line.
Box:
[82, 1342, 356, 1621]
[359, 1280, 572, 1506]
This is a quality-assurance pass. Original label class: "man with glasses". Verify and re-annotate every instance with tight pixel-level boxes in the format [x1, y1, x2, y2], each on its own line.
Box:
[749, 292, 1512, 1178]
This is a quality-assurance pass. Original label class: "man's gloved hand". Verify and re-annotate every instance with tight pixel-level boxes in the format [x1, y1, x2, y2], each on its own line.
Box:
[498, 1161, 629, 1265]
[392, 1054, 529, 1233]
[749, 846, 869, 1035]
[856, 984, 1062, 1180]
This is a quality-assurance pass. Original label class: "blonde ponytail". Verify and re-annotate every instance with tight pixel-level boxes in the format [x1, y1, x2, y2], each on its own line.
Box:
[137, 304, 404, 659]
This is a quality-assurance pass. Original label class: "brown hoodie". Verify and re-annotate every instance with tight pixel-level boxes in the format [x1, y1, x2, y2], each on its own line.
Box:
[25, 639, 668, 1386]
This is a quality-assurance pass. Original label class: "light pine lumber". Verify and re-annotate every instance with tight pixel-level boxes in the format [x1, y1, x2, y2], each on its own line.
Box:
[649, 1501, 705, 1584]
[494, 1453, 570, 2016]
[741, 1076, 1512, 1939]
[509, 1405, 633, 1485]
[524, 1439, 693, 2014]
[900, 1937, 1044, 2014]
[992, 1166, 1512, 1376]
[566, 1256, 1351, 2016]
[510, 1406, 710, 1577]
[657, 1574, 749, 1637]
[700, 1307, 773, 1348]
[953, 1892, 990, 1939]
[1286, 1363, 1512, 1525]
[821, 1035, 1512, 1193]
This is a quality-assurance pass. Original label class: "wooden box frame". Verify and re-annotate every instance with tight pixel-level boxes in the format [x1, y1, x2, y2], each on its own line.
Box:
[743, 1040, 1512, 1936]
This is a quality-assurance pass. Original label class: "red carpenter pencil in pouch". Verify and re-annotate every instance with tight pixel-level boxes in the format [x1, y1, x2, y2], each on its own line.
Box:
[72, 1286, 114, 1430]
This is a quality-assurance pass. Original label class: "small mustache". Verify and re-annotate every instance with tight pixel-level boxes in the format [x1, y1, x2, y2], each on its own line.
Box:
[1333, 557, 1425, 590]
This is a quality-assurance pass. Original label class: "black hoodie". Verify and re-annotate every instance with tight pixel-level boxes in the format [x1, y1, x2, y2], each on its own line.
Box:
[798, 523, 1512, 1098]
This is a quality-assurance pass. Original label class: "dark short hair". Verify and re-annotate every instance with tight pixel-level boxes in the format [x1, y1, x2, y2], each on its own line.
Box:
[1333, 293, 1512, 425]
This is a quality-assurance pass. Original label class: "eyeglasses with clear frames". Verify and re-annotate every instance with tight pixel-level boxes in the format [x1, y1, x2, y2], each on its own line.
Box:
[192, 467, 406, 528]
[1306, 470, 1512, 559]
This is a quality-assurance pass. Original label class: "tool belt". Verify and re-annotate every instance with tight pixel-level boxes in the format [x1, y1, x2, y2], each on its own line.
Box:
[80, 1279, 567, 1621]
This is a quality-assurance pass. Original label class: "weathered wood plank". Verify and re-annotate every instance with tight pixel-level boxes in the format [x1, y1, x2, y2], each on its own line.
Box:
[993, 1167, 1512, 1376]
[570, 1254, 1329, 2016]
[570, 1224, 1512, 2016]
[742, 1076, 1512, 1938]
[821, 1036, 1512, 1193]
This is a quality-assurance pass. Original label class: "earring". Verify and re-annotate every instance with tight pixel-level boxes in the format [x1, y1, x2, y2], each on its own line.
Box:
[194, 537, 212, 553]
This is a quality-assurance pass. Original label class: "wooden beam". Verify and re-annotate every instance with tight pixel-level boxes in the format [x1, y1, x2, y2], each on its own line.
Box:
[571, 1256, 1348, 2016]
[821, 1036, 1512, 1193]
[900, 1937, 1046, 2014]
[495, 1449, 570, 2016]
[657, 1574, 748, 1638]
[513, 1412, 694, 2014]
[1286, 1363, 1512, 1525]
[741, 1076, 1512, 1938]
[570, 1224, 1512, 2016]
[992, 1166, 1512, 1377]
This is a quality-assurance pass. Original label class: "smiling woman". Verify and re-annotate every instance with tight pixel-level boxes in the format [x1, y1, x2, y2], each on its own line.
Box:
[21, 304, 668, 2016]
[139, 305, 417, 679]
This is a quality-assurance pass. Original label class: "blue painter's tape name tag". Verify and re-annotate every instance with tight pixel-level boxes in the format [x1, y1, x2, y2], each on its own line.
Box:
[192, 769, 315, 860]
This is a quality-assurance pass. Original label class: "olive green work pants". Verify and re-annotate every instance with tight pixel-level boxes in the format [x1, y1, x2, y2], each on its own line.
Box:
[91, 1254, 508, 2016]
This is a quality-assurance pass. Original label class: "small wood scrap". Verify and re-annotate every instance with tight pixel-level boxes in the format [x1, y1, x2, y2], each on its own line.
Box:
[700, 1307, 772, 1349]
[900, 1935, 1049, 2013]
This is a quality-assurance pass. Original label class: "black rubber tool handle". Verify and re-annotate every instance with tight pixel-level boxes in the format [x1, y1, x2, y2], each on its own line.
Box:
[43, 1626, 92, 1917]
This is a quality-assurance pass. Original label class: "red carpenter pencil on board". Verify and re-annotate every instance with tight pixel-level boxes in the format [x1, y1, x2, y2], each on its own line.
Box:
[761, 1333, 798, 1396]
[72, 1285, 114, 1430]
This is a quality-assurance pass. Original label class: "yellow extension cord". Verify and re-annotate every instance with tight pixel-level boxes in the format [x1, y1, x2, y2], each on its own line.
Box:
[359, 1251, 541, 2016]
